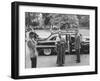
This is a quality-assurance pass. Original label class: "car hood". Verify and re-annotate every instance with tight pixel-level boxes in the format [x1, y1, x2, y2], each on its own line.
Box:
[82, 36, 89, 42]
[37, 38, 47, 41]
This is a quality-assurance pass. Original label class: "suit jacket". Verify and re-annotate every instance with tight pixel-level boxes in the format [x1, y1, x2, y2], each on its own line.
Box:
[56, 41, 66, 65]
[75, 34, 81, 49]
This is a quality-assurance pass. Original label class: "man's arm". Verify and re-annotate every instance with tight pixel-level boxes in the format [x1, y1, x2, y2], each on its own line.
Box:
[27, 40, 35, 49]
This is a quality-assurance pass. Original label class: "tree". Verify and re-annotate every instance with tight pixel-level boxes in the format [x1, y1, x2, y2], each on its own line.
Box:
[42, 13, 50, 25]
[49, 13, 79, 30]
[25, 12, 80, 30]
[77, 15, 89, 28]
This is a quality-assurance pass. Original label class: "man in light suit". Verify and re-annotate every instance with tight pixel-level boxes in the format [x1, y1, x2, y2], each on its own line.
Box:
[56, 34, 66, 66]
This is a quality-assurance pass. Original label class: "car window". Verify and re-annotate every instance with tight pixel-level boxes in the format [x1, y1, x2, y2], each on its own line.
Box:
[86, 38, 89, 41]
[50, 36, 57, 40]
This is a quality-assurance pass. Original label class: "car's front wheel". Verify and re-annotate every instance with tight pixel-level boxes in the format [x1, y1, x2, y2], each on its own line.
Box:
[43, 49, 51, 55]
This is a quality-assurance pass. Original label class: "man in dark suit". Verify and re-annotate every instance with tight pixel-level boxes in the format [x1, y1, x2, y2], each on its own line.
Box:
[75, 30, 81, 63]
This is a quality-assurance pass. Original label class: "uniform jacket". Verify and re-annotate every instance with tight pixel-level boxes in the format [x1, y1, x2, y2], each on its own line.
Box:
[27, 38, 37, 58]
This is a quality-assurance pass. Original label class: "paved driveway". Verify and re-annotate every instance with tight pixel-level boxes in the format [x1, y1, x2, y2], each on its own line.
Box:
[25, 54, 89, 68]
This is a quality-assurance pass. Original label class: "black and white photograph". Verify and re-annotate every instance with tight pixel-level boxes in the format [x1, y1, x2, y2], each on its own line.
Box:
[25, 12, 90, 68]
[11, 1, 97, 79]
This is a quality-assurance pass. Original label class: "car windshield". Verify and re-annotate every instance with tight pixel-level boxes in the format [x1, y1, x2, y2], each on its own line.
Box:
[50, 36, 57, 40]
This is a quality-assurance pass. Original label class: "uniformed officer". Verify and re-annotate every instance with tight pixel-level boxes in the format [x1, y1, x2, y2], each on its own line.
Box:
[27, 32, 38, 68]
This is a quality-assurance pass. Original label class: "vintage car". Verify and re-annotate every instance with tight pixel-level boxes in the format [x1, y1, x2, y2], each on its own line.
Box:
[80, 36, 89, 54]
[36, 30, 89, 55]
[36, 32, 58, 55]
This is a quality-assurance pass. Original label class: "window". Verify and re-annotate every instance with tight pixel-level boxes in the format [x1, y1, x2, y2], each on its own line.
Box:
[50, 36, 57, 40]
